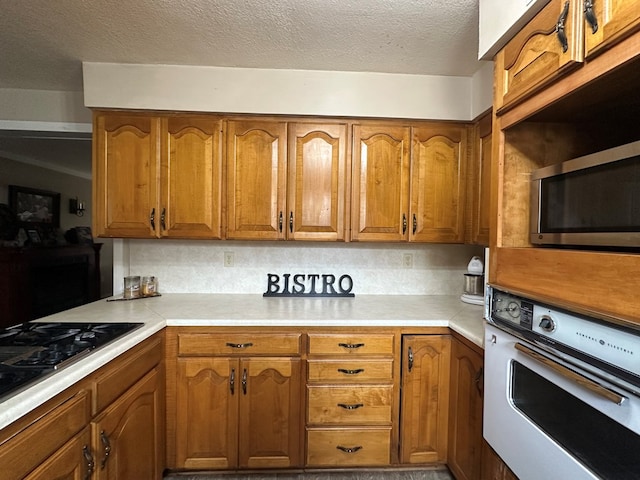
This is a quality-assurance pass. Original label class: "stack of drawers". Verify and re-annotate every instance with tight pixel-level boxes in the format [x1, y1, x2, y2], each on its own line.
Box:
[305, 333, 395, 467]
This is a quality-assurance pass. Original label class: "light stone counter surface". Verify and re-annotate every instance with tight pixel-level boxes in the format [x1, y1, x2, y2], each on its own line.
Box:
[0, 294, 484, 431]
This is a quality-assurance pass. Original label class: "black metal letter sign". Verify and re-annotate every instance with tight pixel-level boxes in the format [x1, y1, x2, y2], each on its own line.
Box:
[263, 273, 354, 297]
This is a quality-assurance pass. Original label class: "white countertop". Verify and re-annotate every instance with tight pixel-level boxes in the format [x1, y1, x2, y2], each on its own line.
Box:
[0, 294, 485, 430]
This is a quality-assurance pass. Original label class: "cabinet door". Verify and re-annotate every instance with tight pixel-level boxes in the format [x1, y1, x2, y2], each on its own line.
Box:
[495, 0, 583, 112]
[161, 116, 223, 239]
[585, 0, 640, 57]
[226, 120, 287, 240]
[448, 338, 484, 480]
[93, 112, 160, 238]
[399, 335, 451, 464]
[92, 368, 164, 480]
[238, 357, 302, 469]
[23, 427, 92, 480]
[351, 125, 411, 241]
[411, 124, 468, 243]
[468, 112, 492, 245]
[287, 123, 348, 241]
[175, 357, 238, 469]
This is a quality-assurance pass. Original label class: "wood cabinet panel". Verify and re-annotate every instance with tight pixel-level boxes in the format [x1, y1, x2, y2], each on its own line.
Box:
[585, 0, 640, 57]
[351, 124, 411, 241]
[23, 427, 92, 480]
[308, 333, 394, 356]
[307, 385, 392, 425]
[178, 332, 302, 356]
[307, 359, 393, 383]
[496, 0, 584, 113]
[161, 116, 222, 238]
[399, 335, 451, 464]
[93, 113, 159, 238]
[306, 428, 391, 466]
[468, 112, 492, 245]
[411, 124, 468, 243]
[288, 123, 349, 241]
[226, 120, 287, 240]
[92, 367, 164, 480]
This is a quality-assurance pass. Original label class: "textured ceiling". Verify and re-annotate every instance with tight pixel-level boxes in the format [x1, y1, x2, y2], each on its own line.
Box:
[0, 0, 481, 92]
[0, 0, 482, 179]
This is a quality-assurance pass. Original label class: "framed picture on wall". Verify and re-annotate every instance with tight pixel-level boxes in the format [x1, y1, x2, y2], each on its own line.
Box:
[9, 185, 61, 228]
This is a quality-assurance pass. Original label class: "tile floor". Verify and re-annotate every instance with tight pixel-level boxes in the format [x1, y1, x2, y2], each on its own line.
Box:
[164, 467, 453, 480]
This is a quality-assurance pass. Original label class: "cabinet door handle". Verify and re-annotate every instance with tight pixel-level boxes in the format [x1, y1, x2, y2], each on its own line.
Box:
[584, 0, 598, 33]
[337, 368, 365, 375]
[474, 367, 484, 396]
[99, 430, 111, 469]
[279, 211, 283, 232]
[412, 213, 417, 235]
[150, 207, 156, 230]
[338, 342, 365, 349]
[336, 445, 363, 453]
[161, 207, 166, 230]
[226, 342, 254, 349]
[289, 211, 293, 233]
[408, 346, 414, 372]
[556, 1, 570, 53]
[242, 368, 248, 395]
[82, 445, 94, 480]
[402, 213, 407, 234]
[337, 403, 364, 410]
[230, 368, 235, 395]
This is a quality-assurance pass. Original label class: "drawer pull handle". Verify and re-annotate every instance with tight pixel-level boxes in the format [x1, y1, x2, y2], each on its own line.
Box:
[226, 342, 254, 349]
[242, 368, 248, 395]
[555, 1, 570, 53]
[408, 346, 414, 372]
[230, 368, 235, 395]
[338, 342, 365, 349]
[338, 368, 365, 375]
[337, 403, 364, 410]
[584, 0, 598, 33]
[337, 445, 363, 454]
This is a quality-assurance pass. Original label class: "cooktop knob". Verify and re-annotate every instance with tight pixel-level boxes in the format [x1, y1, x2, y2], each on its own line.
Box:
[539, 315, 556, 333]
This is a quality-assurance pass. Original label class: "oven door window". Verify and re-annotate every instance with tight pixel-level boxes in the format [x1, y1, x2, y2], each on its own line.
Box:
[511, 361, 640, 479]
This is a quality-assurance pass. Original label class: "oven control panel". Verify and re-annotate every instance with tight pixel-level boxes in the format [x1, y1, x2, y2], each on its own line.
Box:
[489, 288, 533, 331]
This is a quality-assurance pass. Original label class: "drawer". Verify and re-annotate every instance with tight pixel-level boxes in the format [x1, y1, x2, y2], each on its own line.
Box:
[308, 334, 394, 356]
[307, 385, 392, 425]
[178, 332, 301, 356]
[307, 359, 393, 383]
[306, 428, 391, 466]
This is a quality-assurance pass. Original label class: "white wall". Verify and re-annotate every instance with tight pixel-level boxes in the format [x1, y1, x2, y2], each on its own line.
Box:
[116, 239, 483, 296]
[0, 88, 91, 126]
[83, 62, 493, 121]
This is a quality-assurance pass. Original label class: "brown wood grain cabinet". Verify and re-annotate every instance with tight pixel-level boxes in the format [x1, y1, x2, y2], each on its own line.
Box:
[226, 120, 349, 241]
[0, 333, 165, 480]
[173, 331, 303, 470]
[467, 112, 492, 246]
[584, 0, 640, 58]
[399, 334, 451, 464]
[93, 112, 223, 239]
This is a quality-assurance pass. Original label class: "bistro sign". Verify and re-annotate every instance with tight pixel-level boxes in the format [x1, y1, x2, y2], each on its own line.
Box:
[263, 273, 354, 297]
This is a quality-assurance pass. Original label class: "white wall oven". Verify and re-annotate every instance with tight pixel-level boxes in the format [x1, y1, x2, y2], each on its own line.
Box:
[484, 286, 640, 479]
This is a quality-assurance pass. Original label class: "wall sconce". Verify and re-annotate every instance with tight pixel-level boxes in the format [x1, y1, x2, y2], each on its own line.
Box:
[69, 197, 85, 217]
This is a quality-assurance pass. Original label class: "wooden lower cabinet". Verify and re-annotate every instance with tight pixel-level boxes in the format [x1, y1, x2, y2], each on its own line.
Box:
[92, 367, 164, 480]
[399, 335, 451, 464]
[0, 333, 165, 480]
[172, 332, 303, 470]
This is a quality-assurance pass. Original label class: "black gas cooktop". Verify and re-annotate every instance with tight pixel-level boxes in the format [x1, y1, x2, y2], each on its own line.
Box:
[0, 321, 142, 400]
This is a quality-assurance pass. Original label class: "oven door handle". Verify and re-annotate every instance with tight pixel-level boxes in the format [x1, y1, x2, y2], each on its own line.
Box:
[514, 342, 626, 406]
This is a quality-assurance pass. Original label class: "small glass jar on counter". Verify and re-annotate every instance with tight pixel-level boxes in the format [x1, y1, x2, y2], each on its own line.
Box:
[123, 276, 141, 299]
[141, 276, 158, 296]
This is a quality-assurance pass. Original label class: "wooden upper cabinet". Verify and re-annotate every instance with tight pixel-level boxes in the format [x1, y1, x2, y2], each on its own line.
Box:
[468, 112, 492, 246]
[287, 123, 349, 241]
[93, 112, 160, 238]
[351, 124, 411, 241]
[93, 112, 223, 239]
[411, 124, 468, 243]
[226, 120, 287, 240]
[495, 0, 584, 113]
[584, 0, 640, 58]
[161, 116, 223, 239]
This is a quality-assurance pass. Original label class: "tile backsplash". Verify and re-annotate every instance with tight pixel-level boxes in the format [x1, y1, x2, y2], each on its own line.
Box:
[122, 240, 484, 296]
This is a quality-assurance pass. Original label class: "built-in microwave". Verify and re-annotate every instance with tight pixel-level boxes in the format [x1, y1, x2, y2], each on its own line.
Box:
[530, 139, 640, 248]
